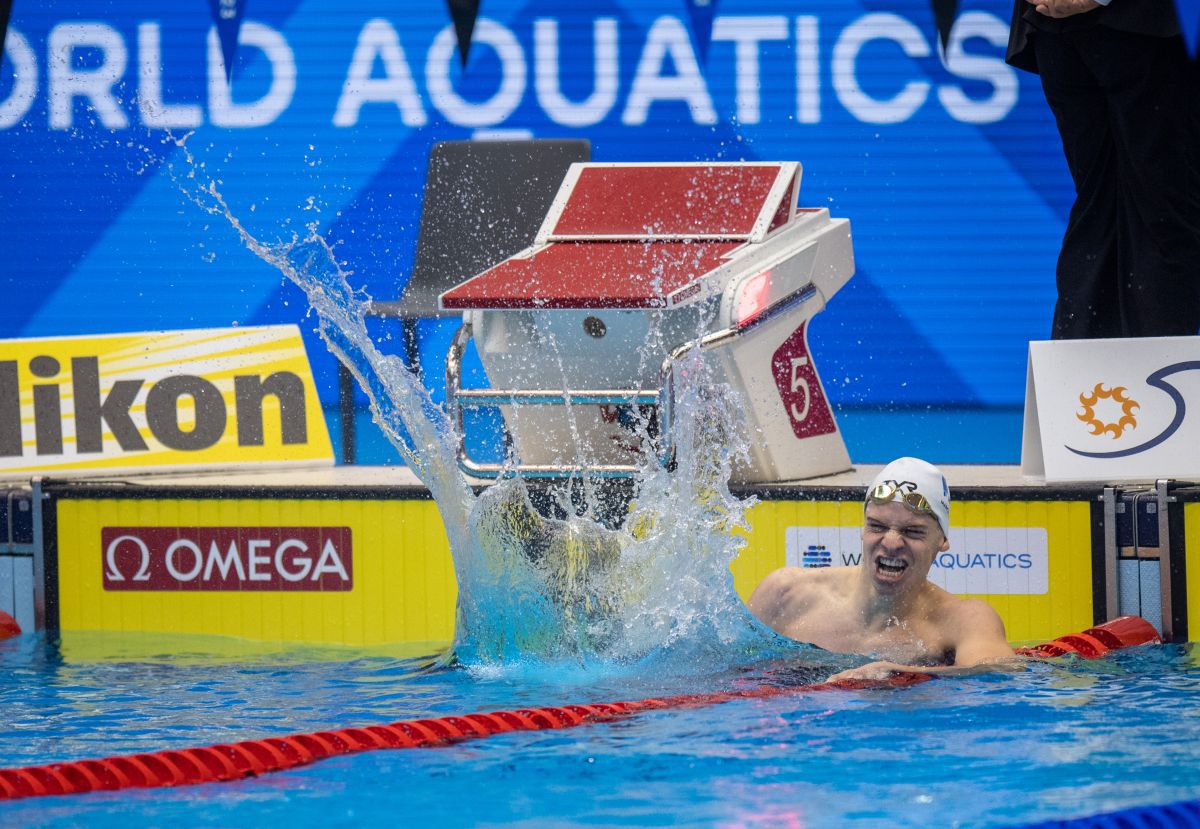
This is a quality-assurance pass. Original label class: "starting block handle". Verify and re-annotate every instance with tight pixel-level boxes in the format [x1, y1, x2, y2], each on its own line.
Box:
[454, 389, 659, 407]
[445, 280, 818, 480]
[445, 323, 665, 480]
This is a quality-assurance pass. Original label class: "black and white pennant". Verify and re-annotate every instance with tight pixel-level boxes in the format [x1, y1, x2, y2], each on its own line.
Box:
[446, 0, 481, 68]
[929, 0, 957, 52]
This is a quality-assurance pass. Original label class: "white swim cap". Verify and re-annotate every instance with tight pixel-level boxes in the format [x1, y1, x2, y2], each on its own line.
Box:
[866, 457, 950, 536]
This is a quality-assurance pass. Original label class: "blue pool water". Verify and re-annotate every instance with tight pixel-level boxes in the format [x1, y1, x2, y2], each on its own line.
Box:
[3, 633, 1199, 827]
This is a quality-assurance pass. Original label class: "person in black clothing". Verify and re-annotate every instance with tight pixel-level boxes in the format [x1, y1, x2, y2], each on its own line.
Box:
[1007, 0, 1200, 338]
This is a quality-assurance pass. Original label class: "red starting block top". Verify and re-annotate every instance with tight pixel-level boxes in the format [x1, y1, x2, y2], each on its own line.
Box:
[439, 240, 743, 310]
[544, 163, 791, 240]
[439, 162, 799, 310]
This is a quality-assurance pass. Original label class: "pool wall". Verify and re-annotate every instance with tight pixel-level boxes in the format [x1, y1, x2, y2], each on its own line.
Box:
[52, 491, 455, 645]
[733, 492, 1097, 643]
[1183, 490, 1200, 641]
[4, 467, 1194, 646]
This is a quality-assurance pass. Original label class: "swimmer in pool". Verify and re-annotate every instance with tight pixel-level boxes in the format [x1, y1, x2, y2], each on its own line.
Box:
[747, 457, 1017, 682]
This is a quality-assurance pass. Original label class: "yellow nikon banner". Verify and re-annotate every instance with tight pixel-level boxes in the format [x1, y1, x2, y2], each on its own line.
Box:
[0, 326, 333, 477]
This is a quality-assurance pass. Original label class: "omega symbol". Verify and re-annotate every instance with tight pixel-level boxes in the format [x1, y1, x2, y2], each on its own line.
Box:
[104, 535, 151, 582]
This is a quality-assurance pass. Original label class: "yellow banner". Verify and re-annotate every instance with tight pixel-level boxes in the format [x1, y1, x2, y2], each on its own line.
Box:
[56, 496, 455, 647]
[0, 326, 333, 476]
[732, 499, 1095, 643]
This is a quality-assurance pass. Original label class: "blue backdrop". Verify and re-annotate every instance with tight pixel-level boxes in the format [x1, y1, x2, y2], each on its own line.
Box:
[0, 0, 1072, 460]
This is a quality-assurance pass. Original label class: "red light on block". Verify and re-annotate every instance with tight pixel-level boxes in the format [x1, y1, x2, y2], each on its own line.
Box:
[735, 270, 772, 327]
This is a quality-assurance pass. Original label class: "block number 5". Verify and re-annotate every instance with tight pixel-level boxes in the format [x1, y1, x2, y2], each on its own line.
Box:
[789, 356, 811, 423]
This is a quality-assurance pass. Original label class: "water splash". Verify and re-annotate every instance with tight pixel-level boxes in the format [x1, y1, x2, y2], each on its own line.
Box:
[178, 139, 800, 675]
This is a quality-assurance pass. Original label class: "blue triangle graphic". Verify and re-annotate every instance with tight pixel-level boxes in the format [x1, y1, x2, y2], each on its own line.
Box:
[684, 0, 718, 63]
[1176, 0, 1200, 57]
[208, 0, 248, 83]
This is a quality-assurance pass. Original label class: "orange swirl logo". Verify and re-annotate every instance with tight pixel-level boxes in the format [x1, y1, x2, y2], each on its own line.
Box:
[1076, 383, 1139, 439]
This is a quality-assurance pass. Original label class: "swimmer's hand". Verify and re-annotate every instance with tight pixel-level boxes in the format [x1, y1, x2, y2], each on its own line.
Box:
[824, 661, 911, 684]
[824, 655, 1025, 685]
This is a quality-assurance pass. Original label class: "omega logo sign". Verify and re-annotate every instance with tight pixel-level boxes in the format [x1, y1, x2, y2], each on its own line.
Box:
[101, 527, 352, 591]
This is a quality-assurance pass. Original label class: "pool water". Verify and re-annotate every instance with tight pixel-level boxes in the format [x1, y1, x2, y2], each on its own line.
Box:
[3, 632, 1199, 827]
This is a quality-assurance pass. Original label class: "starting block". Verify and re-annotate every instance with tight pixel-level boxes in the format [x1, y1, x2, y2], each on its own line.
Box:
[439, 161, 854, 484]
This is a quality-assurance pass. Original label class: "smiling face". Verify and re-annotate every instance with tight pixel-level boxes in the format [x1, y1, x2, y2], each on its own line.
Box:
[860, 500, 949, 593]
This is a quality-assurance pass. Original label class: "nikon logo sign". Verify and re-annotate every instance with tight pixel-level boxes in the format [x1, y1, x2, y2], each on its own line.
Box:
[0, 356, 307, 455]
[0, 326, 333, 476]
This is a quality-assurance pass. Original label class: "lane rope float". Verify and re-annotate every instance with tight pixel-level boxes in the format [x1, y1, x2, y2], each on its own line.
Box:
[0, 611, 20, 640]
[0, 616, 1161, 802]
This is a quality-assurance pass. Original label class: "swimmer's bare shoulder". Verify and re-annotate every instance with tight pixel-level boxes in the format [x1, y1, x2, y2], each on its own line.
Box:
[747, 566, 851, 633]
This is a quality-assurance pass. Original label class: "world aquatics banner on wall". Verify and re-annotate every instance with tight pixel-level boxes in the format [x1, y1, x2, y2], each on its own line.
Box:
[0, 0, 1073, 409]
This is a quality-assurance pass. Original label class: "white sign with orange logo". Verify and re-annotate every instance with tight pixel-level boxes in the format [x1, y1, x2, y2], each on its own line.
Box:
[1021, 337, 1200, 482]
[0, 325, 333, 478]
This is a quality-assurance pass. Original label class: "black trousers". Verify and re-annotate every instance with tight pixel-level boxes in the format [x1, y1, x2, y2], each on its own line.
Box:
[1033, 25, 1200, 338]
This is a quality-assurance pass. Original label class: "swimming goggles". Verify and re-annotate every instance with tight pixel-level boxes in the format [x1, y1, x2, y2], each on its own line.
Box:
[867, 481, 933, 515]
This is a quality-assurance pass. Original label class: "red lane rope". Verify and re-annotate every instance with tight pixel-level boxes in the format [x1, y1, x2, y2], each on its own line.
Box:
[1013, 615, 1160, 658]
[0, 616, 1160, 802]
[0, 610, 20, 640]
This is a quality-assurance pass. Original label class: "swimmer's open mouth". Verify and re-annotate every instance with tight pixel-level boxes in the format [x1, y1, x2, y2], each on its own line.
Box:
[876, 556, 908, 575]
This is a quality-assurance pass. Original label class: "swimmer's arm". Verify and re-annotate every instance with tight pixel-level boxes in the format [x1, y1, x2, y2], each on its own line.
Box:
[824, 601, 1020, 683]
[823, 658, 1024, 684]
[948, 599, 1020, 670]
